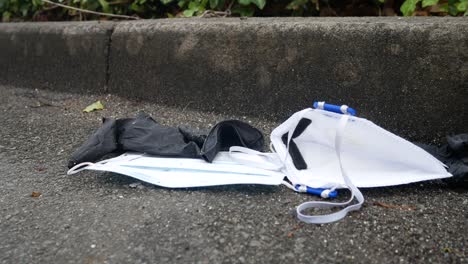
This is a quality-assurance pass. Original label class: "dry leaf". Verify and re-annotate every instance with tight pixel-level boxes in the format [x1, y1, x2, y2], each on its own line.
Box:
[31, 191, 42, 198]
[83, 101, 104, 113]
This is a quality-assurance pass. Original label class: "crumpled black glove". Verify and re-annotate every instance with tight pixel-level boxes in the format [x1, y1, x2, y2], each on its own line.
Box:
[68, 112, 265, 168]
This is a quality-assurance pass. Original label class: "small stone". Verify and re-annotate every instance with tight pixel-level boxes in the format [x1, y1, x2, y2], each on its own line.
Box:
[249, 240, 261, 247]
[129, 182, 144, 189]
[91, 244, 96, 248]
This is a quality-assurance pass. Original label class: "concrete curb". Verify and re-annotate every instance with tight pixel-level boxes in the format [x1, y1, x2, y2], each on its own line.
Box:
[1, 18, 467, 142]
[0, 21, 114, 93]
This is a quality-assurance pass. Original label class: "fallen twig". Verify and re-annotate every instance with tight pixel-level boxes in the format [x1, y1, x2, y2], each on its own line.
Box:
[41, 0, 140, 20]
[200, 1, 233, 18]
[199, 10, 231, 18]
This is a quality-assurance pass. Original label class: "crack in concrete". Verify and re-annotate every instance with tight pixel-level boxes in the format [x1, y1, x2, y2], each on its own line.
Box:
[104, 24, 116, 93]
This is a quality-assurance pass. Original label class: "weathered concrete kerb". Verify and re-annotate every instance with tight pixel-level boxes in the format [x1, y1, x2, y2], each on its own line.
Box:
[1, 18, 467, 142]
[0, 22, 113, 94]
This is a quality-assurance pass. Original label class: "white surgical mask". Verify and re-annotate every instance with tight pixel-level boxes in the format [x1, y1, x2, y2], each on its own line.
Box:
[67, 152, 285, 188]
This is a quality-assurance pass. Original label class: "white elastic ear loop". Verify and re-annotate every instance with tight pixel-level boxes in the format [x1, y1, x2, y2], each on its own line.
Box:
[269, 142, 276, 153]
[296, 114, 365, 224]
[67, 162, 95, 175]
[229, 146, 283, 171]
[281, 180, 296, 191]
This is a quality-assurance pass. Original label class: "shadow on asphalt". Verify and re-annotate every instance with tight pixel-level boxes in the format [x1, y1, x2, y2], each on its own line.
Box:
[90, 172, 281, 195]
[74, 169, 467, 199]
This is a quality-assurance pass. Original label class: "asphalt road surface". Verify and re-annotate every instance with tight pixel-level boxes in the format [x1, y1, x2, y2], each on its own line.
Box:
[0, 86, 466, 263]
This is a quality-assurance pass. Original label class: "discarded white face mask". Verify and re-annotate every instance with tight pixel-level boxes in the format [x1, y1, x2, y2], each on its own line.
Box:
[67, 152, 285, 188]
[265, 102, 451, 224]
[68, 102, 451, 225]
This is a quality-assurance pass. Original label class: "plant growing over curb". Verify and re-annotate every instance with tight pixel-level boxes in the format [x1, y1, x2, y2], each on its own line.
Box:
[401, 0, 467, 16]
[1, 0, 466, 22]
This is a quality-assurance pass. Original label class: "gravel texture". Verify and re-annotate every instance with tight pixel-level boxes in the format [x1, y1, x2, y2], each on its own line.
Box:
[0, 86, 466, 263]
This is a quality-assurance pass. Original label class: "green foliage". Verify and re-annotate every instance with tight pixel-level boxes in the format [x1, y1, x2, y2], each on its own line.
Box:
[455, 0, 468, 15]
[401, 0, 467, 16]
[422, 0, 439, 8]
[239, 0, 265, 9]
[1, 0, 43, 21]
[400, 0, 419, 16]
[1, 0, 466, 21]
